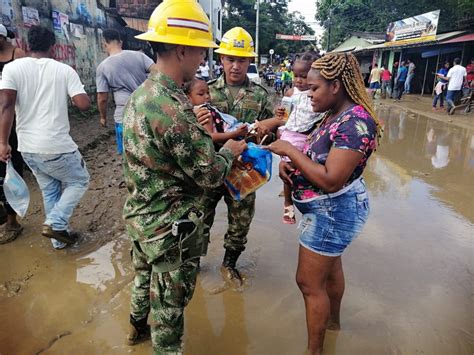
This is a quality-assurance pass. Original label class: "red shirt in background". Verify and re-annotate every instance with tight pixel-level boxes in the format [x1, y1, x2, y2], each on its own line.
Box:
[467, 63, 474, 83]
[381, 69, 392, 81]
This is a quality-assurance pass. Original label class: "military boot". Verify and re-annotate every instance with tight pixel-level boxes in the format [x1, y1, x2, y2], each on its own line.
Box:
[127, 315, 150, 345]
[220, 249, 244, 287]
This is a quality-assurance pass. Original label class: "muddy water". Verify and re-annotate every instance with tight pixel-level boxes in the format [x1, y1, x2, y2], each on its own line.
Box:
[0, 108, 473, 354]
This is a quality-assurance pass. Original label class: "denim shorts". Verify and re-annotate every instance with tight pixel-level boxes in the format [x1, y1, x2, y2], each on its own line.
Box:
[293, 178, 370, 257]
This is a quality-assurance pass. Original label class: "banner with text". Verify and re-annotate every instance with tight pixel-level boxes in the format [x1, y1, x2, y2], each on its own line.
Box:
[276, 34, 316, 41]
[385, 10, 440, 45]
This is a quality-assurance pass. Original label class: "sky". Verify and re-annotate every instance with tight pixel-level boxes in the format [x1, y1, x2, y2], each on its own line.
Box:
[287, 0, 325, 38]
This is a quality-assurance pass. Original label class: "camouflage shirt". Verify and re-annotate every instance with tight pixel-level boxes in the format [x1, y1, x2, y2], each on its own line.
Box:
[122, 72, 234, 241]
[208, 75, 274, 123]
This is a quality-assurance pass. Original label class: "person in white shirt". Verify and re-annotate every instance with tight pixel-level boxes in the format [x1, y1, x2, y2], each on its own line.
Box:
[198, 61, 210, 81]
[0, 26, 91, 250]
[438, 57, 467, 114]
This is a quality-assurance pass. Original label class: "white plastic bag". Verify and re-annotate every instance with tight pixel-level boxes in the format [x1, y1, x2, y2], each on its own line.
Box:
[4, 161, 30, 217]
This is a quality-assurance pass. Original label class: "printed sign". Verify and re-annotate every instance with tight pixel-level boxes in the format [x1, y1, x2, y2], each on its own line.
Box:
[276, 34, 316, 41]
[385, 10, 440, 45]
[22, 6, 40, 27]
[2, 0, 15, 29]
[52, 10, 61, 31]
[60, 12, 70, 40]
[70, 23, 84, 38]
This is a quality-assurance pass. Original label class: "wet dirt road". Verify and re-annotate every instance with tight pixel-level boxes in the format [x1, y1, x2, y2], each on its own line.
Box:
[0, 107, 472, 355]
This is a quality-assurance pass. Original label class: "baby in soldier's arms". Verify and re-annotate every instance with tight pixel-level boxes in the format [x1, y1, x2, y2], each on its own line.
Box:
[184, 77, 248, 145]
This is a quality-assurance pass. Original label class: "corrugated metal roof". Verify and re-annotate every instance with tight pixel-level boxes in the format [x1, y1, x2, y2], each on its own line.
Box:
[441, 33, 474, 44]
[123, 16, 148, 33]
[355, 31, 467, 53]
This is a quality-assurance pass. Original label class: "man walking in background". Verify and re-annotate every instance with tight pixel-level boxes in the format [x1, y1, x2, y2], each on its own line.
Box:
[96, 29, 154, 154]
[405, 59, 416, 94]
[368, 63, 381, 99]
[394, 61, 408, 101]
[0, 26, 90, 250]
[437, 57, 467, 115]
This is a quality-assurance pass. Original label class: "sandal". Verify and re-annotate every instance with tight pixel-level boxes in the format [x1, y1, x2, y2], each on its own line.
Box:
[283, 205, 296, 224]
[0, 224, 23, 244]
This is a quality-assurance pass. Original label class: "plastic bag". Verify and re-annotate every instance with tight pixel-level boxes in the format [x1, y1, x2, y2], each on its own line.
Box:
[4, 161, 30, 217]
[224, 143, 272, 201]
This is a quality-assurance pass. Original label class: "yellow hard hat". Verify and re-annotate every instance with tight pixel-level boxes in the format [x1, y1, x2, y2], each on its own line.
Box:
[215, 27, 257, 57]
[135, 0, 218, 48]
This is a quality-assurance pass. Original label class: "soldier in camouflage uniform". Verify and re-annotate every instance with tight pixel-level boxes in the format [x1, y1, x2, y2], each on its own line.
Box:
[200, 27, 275, 286]
[122, 1, 246, 353]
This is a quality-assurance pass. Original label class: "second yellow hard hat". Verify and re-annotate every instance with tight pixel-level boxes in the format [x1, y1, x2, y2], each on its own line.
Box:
[215, 27, 257, 57]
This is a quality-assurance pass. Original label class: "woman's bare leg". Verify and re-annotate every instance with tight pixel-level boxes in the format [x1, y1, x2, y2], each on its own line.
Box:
[296, 246, 338, 355]
[326, 256, 344, 330]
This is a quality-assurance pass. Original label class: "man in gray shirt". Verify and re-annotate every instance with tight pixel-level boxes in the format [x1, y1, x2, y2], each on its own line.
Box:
[96, 29, 154, 154]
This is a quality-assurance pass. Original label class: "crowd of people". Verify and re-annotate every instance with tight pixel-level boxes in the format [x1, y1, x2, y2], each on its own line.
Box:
[0, 0, 382, 354]
[366, 57, 472, 115]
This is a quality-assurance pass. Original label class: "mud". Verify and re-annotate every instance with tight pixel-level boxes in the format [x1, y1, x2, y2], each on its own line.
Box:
[0, 108, 472, 355]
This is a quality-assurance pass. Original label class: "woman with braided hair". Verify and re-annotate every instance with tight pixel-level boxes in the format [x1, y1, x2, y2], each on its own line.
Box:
[266, 52, 380, 354]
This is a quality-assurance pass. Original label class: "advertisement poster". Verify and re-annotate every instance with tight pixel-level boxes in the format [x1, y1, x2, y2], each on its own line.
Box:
[1, 0, 14, 28]
[276, 34, 317, 41]
[22, 6, 40, 27]
[52, 10, 61, 31]
[70, 23, 83, 38]
[60, 12, 70, 40]
[96, 8, 106, 27]
[385, 10, 440, 45]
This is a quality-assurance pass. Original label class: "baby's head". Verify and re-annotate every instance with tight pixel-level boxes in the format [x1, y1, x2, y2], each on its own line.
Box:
[184, 77, 210, 106]
[293, 51, 320, 91]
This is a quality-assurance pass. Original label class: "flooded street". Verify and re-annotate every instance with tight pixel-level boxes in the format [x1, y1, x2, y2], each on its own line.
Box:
[0, 107, 472, 355]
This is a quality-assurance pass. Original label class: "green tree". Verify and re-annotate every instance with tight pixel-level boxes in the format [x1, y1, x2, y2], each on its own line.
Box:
[222, 0, 315, 57]
[316, 0, 474, 50]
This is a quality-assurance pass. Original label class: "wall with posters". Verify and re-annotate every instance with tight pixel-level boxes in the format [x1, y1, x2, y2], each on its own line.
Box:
[0, 0, 109, 92]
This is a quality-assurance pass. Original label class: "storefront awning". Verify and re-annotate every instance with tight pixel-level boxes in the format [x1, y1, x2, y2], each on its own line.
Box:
[421, 46, 463, 58]
[441, 33, 474, 44]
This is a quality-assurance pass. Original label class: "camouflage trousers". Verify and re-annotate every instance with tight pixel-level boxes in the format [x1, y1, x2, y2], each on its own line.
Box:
[130, 240, 199, 354]
[202, 185, 256, 253]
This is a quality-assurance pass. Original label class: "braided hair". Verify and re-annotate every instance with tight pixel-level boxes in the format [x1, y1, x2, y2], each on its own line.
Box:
[311, 53, 382, 140]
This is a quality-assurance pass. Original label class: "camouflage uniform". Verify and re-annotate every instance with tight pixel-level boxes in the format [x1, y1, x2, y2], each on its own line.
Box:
[123, 72, 234, 353]
[205, 75, 273, 254]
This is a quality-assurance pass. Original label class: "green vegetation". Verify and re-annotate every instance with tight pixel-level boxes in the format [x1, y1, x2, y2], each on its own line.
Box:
[316, 0, 474, 50]
[222, 0, 316, 55]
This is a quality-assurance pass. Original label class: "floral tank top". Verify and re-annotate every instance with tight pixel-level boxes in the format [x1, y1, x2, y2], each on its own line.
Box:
[292, 105, 377, 201]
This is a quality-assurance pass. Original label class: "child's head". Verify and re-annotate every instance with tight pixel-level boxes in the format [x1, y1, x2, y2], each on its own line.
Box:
[184, 77, 210, 106]
[293, 51, 320, 91]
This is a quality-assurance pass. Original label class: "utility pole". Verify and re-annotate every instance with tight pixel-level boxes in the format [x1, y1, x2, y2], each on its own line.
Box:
[208, 0, 214, 78]
[327, 9, 332, 52]
[255, 0, 260, 65]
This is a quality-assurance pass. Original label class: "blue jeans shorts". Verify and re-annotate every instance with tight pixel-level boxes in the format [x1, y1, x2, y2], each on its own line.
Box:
[293, 178, 370, 257]
[369, 82, 380, 90]
[115, 122, 123, 154]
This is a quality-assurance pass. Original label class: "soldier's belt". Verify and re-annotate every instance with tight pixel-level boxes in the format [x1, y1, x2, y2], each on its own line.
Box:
[151, 209, 208, 273]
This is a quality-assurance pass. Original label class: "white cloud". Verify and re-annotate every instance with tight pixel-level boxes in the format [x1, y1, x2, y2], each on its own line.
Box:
[287, 0, 324, 37]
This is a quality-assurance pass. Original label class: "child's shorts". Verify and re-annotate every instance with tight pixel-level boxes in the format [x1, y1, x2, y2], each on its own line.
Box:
[279, 128, 308, 162]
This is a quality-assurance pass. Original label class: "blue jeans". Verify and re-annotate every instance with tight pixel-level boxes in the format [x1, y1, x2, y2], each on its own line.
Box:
[22, 150, 89, 232]
[446, 90, 461, 109]
[115, 122, 123, 154]
[405, 73, 414, 93]
[433, 91, 445, 108]
[293, 178, 370, 257]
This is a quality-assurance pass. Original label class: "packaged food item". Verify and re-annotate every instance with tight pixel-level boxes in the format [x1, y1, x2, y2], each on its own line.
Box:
[281, 96, 293, 121]
[224, 143, 272, 201]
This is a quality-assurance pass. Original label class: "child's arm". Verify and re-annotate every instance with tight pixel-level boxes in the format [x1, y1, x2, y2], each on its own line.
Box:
[210, 124, 248, 144]
[285, 88, 294, 97]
